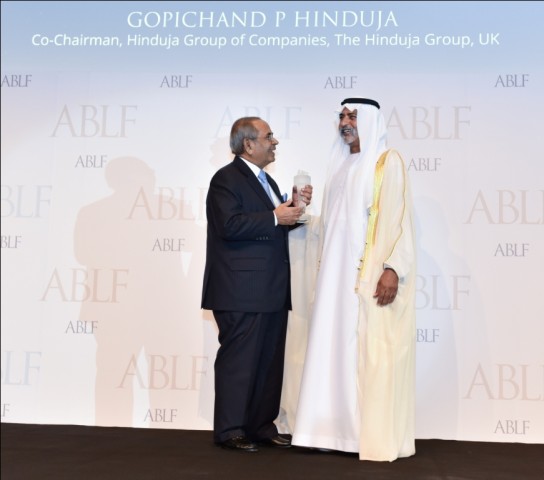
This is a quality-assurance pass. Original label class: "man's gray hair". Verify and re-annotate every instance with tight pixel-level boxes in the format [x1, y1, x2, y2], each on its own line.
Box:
[230, 117, 261, 155]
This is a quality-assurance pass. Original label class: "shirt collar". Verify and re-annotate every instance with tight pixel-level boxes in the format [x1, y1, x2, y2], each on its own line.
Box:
[240, 156, 262, 178]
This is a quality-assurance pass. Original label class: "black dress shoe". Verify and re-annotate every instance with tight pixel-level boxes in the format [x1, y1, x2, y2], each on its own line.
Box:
[219, 436, 259, 453]
[258, 434, 292, 448]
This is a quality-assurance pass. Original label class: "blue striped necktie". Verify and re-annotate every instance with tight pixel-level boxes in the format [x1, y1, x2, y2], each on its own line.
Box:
[258, 170, 274, 203]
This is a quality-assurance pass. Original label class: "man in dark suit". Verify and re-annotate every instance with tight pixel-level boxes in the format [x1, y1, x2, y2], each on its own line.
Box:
[202, 116, 312, 452]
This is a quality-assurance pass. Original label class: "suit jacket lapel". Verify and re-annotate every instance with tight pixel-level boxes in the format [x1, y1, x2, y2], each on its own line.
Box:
[233, 156, 275, 208]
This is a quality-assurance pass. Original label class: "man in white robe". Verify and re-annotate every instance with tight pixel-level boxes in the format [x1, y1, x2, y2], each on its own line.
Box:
[288, 98, 417, 461]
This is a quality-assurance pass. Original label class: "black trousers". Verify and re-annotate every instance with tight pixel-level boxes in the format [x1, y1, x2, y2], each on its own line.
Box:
[212, 309, 288, 443]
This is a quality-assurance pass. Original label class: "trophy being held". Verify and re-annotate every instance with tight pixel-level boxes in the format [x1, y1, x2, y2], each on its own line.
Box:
[293, 170, 311, 223]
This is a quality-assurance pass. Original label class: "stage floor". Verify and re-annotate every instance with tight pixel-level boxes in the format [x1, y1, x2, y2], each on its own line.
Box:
[2, 423, 542, 480]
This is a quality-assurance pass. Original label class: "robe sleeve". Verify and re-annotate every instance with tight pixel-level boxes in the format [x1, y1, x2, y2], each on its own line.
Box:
[380, 150, 416, 281]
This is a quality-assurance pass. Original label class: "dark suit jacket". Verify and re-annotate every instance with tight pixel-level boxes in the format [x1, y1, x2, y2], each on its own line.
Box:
[201, 156, 293, 313]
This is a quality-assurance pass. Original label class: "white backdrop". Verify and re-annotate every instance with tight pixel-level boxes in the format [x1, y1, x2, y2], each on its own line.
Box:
[1, 1, 543, 443]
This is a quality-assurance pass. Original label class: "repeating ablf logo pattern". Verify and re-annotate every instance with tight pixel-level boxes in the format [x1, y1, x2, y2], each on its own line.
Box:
[1, 2, 542, 441]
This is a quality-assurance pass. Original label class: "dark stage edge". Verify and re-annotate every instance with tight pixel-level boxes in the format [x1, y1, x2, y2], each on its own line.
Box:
[2, 423, 543, 480]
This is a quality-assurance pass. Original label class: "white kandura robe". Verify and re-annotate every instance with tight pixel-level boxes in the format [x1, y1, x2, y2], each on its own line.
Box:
[289, 149, 416, 461]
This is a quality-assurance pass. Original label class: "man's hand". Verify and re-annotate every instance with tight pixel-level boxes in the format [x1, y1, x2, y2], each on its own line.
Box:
[373, 268, 398, 306]
[275, 201, 303, 225]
